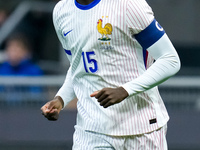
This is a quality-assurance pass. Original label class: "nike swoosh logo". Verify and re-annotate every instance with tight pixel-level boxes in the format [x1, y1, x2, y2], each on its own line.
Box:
[64, 30, 73, 36]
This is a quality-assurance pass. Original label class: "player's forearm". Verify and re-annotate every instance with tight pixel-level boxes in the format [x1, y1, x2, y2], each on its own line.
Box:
[122, 52, 180, 96]
[55, 83, 76, 108]
[122, 34, 181, 96]
[55, 67, 76, 108]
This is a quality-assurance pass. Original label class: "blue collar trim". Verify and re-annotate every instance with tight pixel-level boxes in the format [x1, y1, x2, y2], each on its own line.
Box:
[75, 0, 101, 10]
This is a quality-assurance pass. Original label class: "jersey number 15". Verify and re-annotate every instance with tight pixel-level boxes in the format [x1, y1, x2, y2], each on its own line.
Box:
[82, 51, 98, 73]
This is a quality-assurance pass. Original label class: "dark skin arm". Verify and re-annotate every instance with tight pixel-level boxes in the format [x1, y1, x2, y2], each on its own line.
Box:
[41, 96, 64, 121]
[90, 87, 129, 108]
[41, 87, 128, 120]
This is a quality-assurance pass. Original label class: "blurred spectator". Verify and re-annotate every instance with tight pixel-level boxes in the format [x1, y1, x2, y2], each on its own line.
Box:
[0, 33, 43, 76]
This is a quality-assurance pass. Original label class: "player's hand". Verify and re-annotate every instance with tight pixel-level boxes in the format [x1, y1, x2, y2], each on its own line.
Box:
[90, 87, 129, 108]
[41, 96, 64, 121]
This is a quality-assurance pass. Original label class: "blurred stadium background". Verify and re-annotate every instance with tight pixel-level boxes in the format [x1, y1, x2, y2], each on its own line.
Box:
[0, 0, 200, 150]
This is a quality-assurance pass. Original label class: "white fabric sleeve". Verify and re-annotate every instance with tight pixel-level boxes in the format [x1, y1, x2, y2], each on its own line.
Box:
[122, 21, 181, 96]
[55, 66, 76, 108]
[126, 0, 154, 34]
[53, 2, 76, 107]
[53, 1, 67, 49]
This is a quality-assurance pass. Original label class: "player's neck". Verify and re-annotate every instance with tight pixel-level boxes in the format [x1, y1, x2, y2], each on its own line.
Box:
[76, 0, 94, 5]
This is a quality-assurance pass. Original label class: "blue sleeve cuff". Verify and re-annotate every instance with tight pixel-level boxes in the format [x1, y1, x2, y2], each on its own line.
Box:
[135, 19, 165, 50]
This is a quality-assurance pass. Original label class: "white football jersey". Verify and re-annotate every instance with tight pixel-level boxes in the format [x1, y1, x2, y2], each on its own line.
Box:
[53, 0, 179, 136]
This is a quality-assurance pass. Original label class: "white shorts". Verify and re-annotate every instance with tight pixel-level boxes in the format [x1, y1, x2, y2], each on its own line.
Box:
[72, 124, 168, 150]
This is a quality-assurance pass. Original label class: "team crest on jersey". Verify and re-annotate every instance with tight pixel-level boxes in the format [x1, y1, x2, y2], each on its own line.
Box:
[97, 16, 114, 50]
[97, 18, 112, 41]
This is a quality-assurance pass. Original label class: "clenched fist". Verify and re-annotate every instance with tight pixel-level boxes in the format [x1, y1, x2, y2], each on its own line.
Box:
[90, 87, 129, 108]
[41, 96, 64, 121]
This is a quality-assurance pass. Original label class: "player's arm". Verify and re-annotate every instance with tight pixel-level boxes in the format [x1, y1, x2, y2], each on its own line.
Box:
[121, 0, 180, 95]
[41, 67, 76, 120]
[55, 66, 76, 108]
[121, 19, 181, 96]
[41, 3, 76, 120]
